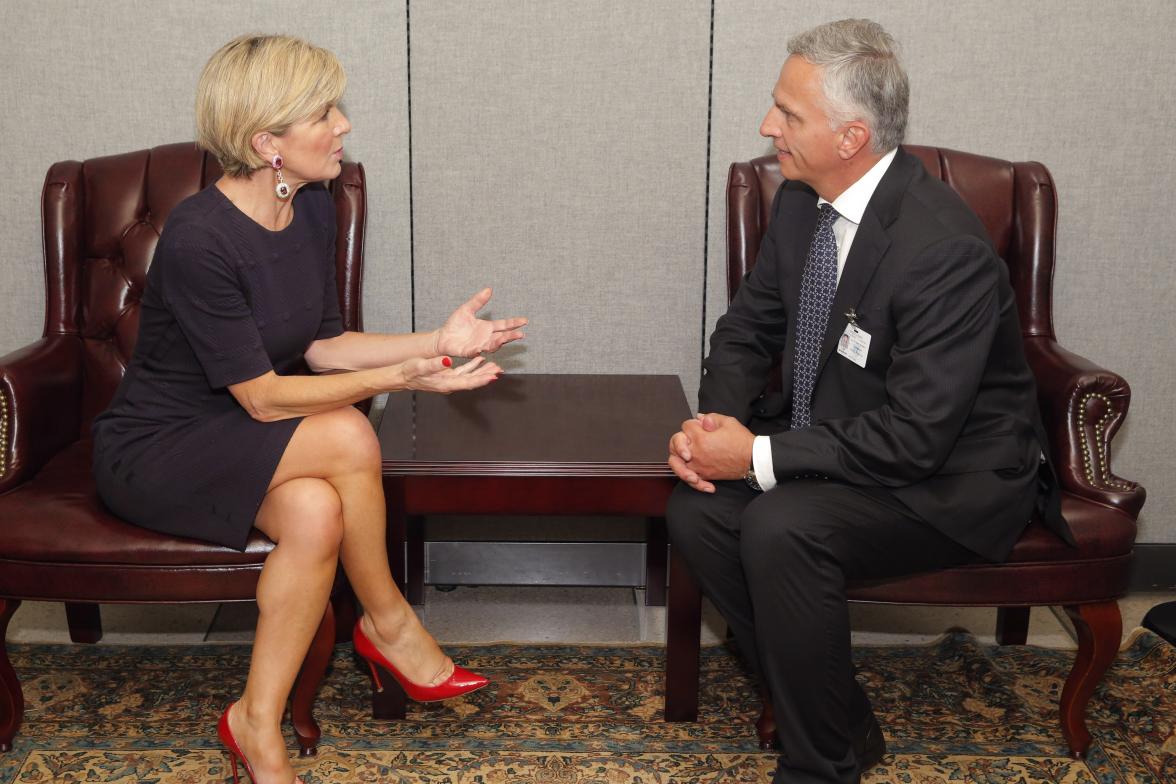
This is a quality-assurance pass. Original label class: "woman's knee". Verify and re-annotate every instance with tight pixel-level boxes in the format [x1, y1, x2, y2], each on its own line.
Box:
[260, 478, 345, 556]
[297, 406, 382, 474]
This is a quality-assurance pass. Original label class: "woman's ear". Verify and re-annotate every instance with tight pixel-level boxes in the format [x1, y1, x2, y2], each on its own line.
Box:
[252, 131, 279, 161]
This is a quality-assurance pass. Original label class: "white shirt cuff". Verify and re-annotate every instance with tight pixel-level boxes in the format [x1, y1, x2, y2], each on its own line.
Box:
[752, 435, 777, 492]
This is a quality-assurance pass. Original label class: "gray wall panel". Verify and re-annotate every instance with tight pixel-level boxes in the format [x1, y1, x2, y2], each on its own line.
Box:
[0, 0, 411, 352]
[708, 1, 1174, 541]
[0, 1, 1170, 543]
[409, 2, 710, 388]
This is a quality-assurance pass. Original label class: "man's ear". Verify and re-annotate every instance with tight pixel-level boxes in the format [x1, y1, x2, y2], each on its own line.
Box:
[837, 122, 871, 160]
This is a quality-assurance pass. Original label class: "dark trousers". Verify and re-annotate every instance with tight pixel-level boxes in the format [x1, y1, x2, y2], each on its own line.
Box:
[666, 479, 978, 784]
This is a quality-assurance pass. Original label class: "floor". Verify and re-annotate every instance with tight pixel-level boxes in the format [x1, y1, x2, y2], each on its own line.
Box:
[7, 585, 1175, 649]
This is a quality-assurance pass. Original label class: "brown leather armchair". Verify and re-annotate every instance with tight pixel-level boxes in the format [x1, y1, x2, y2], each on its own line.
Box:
[0, 142, 367, 755]
[663, 145, 1145, 759]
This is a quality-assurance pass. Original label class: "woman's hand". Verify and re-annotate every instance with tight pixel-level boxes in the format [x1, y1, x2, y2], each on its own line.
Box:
[434, 288, 527, 358]
[399, 355, 502, 395]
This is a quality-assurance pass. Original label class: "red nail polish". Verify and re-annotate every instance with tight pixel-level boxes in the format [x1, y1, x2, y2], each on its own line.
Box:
[442, 357, 452, 367]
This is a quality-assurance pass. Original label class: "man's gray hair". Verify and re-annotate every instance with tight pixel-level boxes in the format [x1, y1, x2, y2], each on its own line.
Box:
[787, 19, 909, 153]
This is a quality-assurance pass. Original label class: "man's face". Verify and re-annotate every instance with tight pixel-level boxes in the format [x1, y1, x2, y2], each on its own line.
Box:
[760, 55, 843, 186]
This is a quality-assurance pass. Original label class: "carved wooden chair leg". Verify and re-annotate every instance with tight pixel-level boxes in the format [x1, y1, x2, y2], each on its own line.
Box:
[1060, 601, 1121, 758]
[0, 599, 25, 752]
[755, 690, 779, 750]
[995, 606, 1030, 645]
[64, 603, 103, 644]
[664, 546, 701, 722]
[291, 602, 336, 757]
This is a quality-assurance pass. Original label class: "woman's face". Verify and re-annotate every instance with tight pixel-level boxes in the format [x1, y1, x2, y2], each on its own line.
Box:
[277, 104, 351, 184]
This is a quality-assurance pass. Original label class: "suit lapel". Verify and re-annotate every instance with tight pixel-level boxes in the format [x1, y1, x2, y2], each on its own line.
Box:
[777, 183, 819, 307]
[776, 185, 823, 310]
[812, 149, 917, 378]
[814, 210, 889, 375]
[776, 184, 819, 378]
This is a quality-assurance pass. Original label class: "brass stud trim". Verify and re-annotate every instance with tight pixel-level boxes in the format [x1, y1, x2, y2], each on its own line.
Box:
[1076, 391, 1133, 491]
[0, 389, 8, 479]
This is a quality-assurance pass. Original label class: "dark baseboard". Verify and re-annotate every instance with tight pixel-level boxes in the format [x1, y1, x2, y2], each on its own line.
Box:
[1129, 544, 1176, 591]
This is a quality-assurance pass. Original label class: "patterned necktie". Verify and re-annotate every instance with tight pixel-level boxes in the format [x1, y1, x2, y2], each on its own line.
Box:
[790, 203, 840, 430]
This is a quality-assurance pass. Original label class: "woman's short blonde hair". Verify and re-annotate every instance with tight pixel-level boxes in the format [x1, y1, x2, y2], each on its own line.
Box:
[196, 34, 346, 177]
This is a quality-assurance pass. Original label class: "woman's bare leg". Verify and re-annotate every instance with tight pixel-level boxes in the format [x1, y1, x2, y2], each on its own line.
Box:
[270, 406, 455, 686]
[227, 477, 342, 784]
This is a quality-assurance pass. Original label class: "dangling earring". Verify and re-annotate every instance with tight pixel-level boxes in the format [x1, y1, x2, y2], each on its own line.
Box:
[272, 154, 291, 200]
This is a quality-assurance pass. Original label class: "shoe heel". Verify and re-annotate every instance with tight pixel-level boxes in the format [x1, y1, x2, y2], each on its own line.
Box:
[366, 660, 384, 692]
[227, 752, 240, 784]
[353, 618, 488, 702]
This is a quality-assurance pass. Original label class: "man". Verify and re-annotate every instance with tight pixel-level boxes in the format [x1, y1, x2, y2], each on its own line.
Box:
[666, 18, 1071, 784]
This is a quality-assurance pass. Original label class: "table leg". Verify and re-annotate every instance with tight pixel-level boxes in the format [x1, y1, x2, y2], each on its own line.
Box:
[332, 578, 359, 644]
[644, 517, 667, 607]
[407, 515, 426, 606]
[664, 545, 701, 722]
[384, 477, 406, 592]
[371, 677, 407, 721]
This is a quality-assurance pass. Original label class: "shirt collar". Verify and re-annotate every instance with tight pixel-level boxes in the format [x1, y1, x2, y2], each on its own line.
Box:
[817, 147, 898, 226]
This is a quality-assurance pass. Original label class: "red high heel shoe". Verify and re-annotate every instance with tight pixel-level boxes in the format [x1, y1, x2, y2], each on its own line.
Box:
[353, 619, 489, 702]
[217, 704, 256, 784]
[217, 703, 301, 784]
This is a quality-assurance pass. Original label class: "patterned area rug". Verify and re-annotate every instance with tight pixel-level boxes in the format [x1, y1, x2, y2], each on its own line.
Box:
[2, 629, 1173, 783]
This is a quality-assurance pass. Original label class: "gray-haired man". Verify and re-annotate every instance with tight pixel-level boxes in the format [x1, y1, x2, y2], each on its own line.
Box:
[667, 18, 1069, 784]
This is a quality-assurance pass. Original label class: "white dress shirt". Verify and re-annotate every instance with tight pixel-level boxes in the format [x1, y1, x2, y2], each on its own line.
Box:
[751, 148, 897, 492]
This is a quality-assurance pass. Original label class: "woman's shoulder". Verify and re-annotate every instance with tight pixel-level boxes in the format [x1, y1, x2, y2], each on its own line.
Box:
[296, 182, 335, 220]
[295, 182, 336, 243]
[151, 187, 242, 278]
[159, 186, 236, 247]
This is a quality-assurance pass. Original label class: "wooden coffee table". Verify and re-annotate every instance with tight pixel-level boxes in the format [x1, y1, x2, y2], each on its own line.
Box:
[373, 373, 703, 722]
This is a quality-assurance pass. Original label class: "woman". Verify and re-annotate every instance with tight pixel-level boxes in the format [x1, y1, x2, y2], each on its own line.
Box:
[91, 35, 526, 784]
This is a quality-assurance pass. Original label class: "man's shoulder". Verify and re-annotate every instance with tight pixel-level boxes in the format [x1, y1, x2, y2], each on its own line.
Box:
[890, 152, 992, 249]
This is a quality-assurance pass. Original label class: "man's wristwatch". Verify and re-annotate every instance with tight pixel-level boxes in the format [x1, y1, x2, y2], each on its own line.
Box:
[743, 464, 763, 492]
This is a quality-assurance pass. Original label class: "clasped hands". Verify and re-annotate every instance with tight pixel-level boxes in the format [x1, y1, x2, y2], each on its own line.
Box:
[667, 413, 756, 494]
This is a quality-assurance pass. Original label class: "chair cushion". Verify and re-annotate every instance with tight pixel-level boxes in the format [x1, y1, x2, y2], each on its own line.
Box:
[0, 440, 273, 565]
[846, 494, 1135, 605]
[1004, 494, 1135, 563]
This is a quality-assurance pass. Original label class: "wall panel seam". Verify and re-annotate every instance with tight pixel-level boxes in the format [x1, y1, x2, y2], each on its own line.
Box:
[699, 0, 715, 377]
[406, 0, 416, 331]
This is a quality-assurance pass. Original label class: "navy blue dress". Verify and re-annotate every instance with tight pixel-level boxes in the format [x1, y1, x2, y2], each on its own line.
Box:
[92, 183, 344, 550]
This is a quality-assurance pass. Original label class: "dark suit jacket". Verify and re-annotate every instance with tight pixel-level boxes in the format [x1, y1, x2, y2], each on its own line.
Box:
[700, 147, 1072, 562]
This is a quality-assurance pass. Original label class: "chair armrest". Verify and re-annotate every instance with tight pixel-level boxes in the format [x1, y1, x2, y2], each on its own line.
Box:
[0, 335, 84, 493]
[1024, 336, 1146, 518]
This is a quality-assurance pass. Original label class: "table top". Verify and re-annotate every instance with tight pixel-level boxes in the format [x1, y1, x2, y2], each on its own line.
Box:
[377, 373, 691, 478]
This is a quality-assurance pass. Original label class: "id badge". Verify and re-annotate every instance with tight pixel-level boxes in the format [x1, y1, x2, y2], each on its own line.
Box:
[837, 323, 871, 368]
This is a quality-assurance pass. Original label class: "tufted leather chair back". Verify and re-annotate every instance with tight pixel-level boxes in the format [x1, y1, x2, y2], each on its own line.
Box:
[726, 145, 1057, 340]
[40, 142, 366, 433]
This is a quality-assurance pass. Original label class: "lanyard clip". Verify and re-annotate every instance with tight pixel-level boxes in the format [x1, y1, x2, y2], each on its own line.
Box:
[845, 308, 860, 326]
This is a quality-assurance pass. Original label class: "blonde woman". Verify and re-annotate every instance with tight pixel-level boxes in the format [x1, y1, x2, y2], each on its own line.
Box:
[92, 35, 525, 784]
